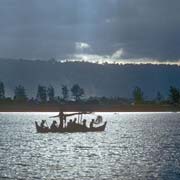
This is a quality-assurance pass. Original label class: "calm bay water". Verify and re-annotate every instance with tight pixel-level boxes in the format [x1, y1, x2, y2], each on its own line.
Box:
[0, 112, 180, 180]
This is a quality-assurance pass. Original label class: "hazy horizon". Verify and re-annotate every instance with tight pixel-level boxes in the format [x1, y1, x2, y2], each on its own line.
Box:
[0, 0, 180, 99]
[0, 59, 179, 99]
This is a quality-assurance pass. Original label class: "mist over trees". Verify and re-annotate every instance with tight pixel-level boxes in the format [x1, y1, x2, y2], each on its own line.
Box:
[169, 86, 180, 104]
[156, 91, 163, 102]
[133, 87, 144, 104]
[71, 84, 84, 101]
[0, 78, 180, 106]
[47, 86, 55, 102]
[0, 59, 180, 106]
[14, 85, 27, 102]
[0, 59, 180, 99]
[62, 85, 69, 101]
[37, 85, 47, 102]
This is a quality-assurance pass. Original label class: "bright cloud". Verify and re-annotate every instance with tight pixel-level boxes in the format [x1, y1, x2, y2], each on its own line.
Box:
[75, 42, 91, 51]
[0, 0, 180, 61]
[112, 49, 124, 59]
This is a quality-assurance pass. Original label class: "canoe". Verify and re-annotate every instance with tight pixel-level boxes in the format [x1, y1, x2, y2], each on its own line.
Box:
[35, 121, 107, 133]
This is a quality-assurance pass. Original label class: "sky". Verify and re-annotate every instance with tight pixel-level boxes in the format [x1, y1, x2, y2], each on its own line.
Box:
[0, 0, 180, 64]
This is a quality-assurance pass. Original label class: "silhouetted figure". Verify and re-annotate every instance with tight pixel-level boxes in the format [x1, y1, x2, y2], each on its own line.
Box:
[40, 120, 46, 128]
[95, 115, 103, 124]
[73, 118, 77, 124]
[67, 119, 73, 128]
[83, 119, 87, 128]
[90, 119, 94, 128]
[59, 111, 64, 129]
[50, 112, 83, 129]
[50, 120, 58, 130]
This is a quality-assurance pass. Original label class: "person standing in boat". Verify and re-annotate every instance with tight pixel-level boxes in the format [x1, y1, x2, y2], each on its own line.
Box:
[50, 112, 83, 129]
[59, 111, 64, 129]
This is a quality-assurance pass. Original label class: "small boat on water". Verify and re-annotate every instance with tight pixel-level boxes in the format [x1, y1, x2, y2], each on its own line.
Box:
[35, 111, 107, 133]
[35, 121, 107, 133]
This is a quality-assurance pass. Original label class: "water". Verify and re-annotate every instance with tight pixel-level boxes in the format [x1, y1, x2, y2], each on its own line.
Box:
[0, 112, 180, 180]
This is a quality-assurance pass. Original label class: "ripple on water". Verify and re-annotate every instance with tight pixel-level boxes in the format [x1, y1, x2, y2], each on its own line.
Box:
[1, 112, 180, 180]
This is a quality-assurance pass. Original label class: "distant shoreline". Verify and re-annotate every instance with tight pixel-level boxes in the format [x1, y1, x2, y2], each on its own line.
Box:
[0, 104, 179, 112]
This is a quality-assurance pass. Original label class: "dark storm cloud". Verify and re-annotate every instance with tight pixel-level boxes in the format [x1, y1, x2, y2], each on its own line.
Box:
[0, 0, 180, 61]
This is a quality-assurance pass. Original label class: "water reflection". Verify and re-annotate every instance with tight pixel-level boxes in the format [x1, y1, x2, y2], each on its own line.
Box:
[0, 112, 180, 179]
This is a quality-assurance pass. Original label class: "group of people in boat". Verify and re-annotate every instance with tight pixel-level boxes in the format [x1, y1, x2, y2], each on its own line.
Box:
[40, 111, 95, 130]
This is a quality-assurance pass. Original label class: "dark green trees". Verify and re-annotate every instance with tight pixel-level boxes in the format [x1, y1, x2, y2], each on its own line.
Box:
[14, 85, 27, 102]
[169, 86, 180, 104]
[47, 86, 55, 102]
[37, 85, 47, 102]
[71, 84, 84, 101]
[0, 81, 5, 100]
[133, 86, 144, 104]
[62, 85, 69, 101]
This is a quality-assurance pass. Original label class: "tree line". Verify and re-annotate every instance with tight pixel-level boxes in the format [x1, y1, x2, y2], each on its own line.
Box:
[0, 81, 180, 105]
[0, 82, 84, 103]
[132, 86, 180, 105]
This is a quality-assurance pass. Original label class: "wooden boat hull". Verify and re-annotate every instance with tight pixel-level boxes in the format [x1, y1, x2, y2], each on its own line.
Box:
[35, 121, 107, 133]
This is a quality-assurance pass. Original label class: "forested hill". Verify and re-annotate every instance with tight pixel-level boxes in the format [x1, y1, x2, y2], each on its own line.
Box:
[0, 59, 180, 99]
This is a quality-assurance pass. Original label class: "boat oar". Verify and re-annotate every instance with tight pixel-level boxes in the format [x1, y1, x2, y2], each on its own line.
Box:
[49, 115, 59, 118]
